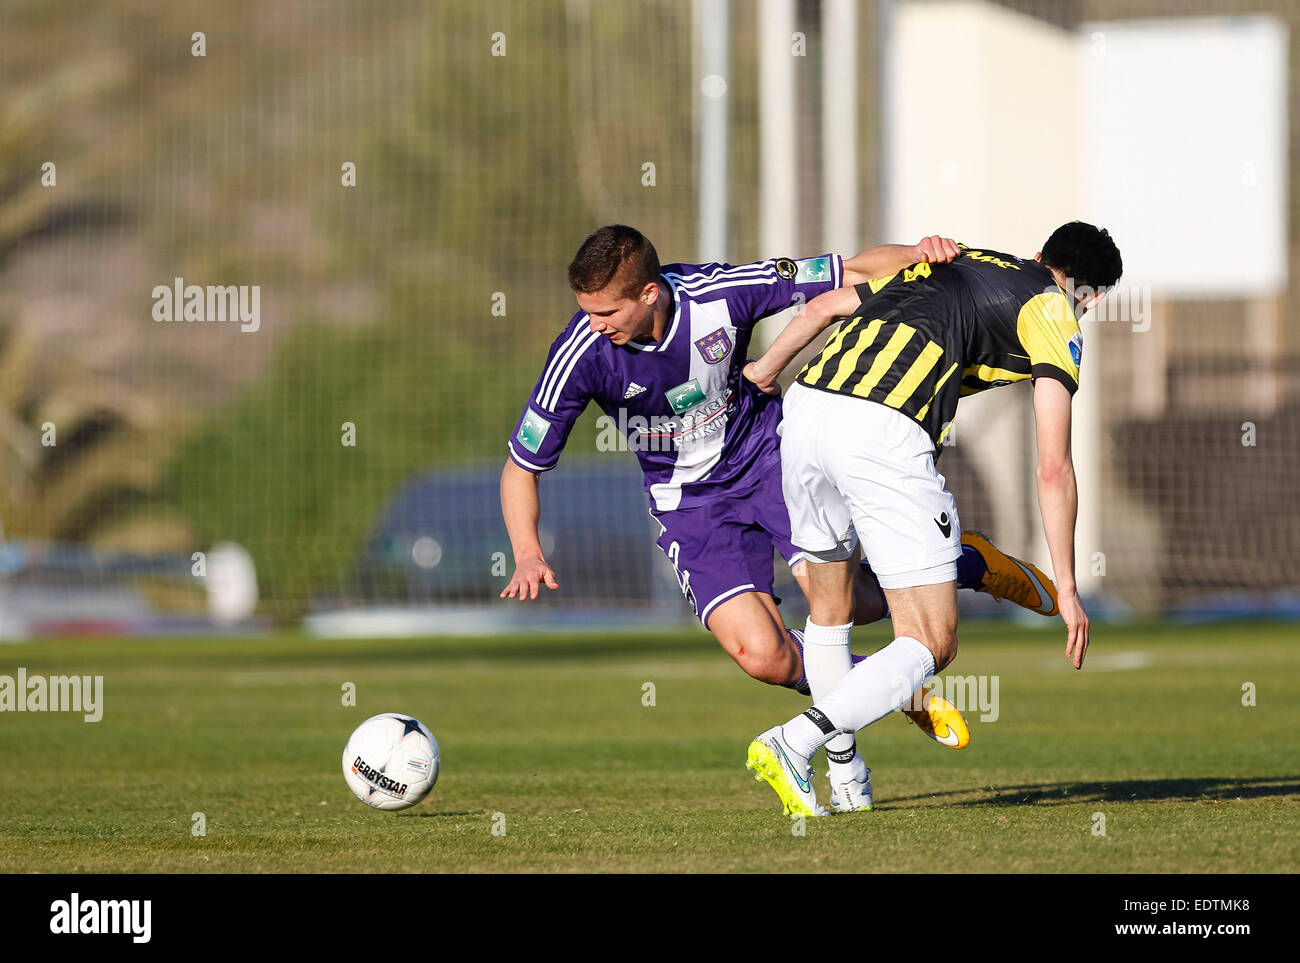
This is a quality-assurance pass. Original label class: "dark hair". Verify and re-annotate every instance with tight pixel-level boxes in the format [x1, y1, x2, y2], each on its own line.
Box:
[568, 225, 660, 297]
[1041, 221, 1123, 291]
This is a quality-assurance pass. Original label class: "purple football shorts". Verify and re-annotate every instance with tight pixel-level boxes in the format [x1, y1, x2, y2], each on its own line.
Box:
[650, 461, 805, 627]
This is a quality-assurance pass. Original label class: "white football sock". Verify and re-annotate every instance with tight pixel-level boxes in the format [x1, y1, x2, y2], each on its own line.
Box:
[801, 619, 866, 783]
[783, 636, 936, 758]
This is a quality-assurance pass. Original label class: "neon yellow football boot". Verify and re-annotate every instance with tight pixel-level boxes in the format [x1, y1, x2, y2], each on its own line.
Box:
[746, 727, 826, 818]
[961, 530, 1059, 617]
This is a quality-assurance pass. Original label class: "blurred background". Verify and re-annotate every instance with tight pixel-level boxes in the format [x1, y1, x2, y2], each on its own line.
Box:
[0, 0, 1294, 640]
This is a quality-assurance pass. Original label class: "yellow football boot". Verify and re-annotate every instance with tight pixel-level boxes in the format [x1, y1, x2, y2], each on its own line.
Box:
[746, 727, 826, 818]
[901, 688, 971, 749]
[961, 530, 1059, 617]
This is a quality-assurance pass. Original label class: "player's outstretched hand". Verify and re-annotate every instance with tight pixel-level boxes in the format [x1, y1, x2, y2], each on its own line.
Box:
[1058, 587, 1090, 669]
[743, 361, 780, 396]
[501, 556, 559, 601]
[913, 235, 961, 265]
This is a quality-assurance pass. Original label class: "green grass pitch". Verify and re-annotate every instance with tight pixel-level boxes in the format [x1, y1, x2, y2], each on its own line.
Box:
[1, 620, 1296, 873]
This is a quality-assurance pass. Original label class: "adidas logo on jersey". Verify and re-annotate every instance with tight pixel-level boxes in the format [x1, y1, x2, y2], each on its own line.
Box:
[623, 382, 647, 399]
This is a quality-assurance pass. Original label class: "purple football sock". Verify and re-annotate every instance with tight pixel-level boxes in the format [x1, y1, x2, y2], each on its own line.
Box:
[785, 628, 811, 696]
[956, 543, 988, 590]
[858, 558, 890, 620]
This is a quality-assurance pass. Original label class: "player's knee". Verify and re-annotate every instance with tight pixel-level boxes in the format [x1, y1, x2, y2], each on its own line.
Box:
[733, 643, 798, 686]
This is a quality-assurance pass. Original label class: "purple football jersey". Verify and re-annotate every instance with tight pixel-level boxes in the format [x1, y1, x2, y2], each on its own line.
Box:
[508, 255, 845, 511]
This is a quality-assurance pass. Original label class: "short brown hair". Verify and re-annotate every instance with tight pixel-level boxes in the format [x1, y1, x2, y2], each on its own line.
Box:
[567, 225, 660, 298]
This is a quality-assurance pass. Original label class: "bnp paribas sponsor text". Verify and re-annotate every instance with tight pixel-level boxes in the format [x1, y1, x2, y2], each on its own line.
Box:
[595, 395, 734, 452]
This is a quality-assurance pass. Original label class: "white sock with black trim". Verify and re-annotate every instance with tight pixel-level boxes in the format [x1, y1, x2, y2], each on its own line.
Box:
[801, 619, 867, 784]
[783, 636, 936, 758]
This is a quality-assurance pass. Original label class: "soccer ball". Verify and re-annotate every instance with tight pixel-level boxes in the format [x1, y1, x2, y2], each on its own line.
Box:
[342, 713, 440, 811]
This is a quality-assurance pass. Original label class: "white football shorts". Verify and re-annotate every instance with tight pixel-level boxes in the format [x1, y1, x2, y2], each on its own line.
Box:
[779, 381, 961, 589]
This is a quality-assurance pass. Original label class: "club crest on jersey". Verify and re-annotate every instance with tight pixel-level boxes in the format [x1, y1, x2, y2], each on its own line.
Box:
[665, 378, 707, 414]
[694, 327, 732, 365]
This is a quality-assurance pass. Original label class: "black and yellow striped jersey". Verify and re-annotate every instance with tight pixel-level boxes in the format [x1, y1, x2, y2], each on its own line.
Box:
[795, 246, 1083, 449]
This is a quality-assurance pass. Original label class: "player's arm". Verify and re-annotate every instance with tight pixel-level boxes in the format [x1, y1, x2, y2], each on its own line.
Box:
[841, 235, 961, 287]
[500, 460, 558, 601]
[743, 284, 862, 393]
[1031, 377, 1089, 669]
[729, 237, 957, 330]
[499, 316, 596, 600]
[744, 234, 960, 389]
